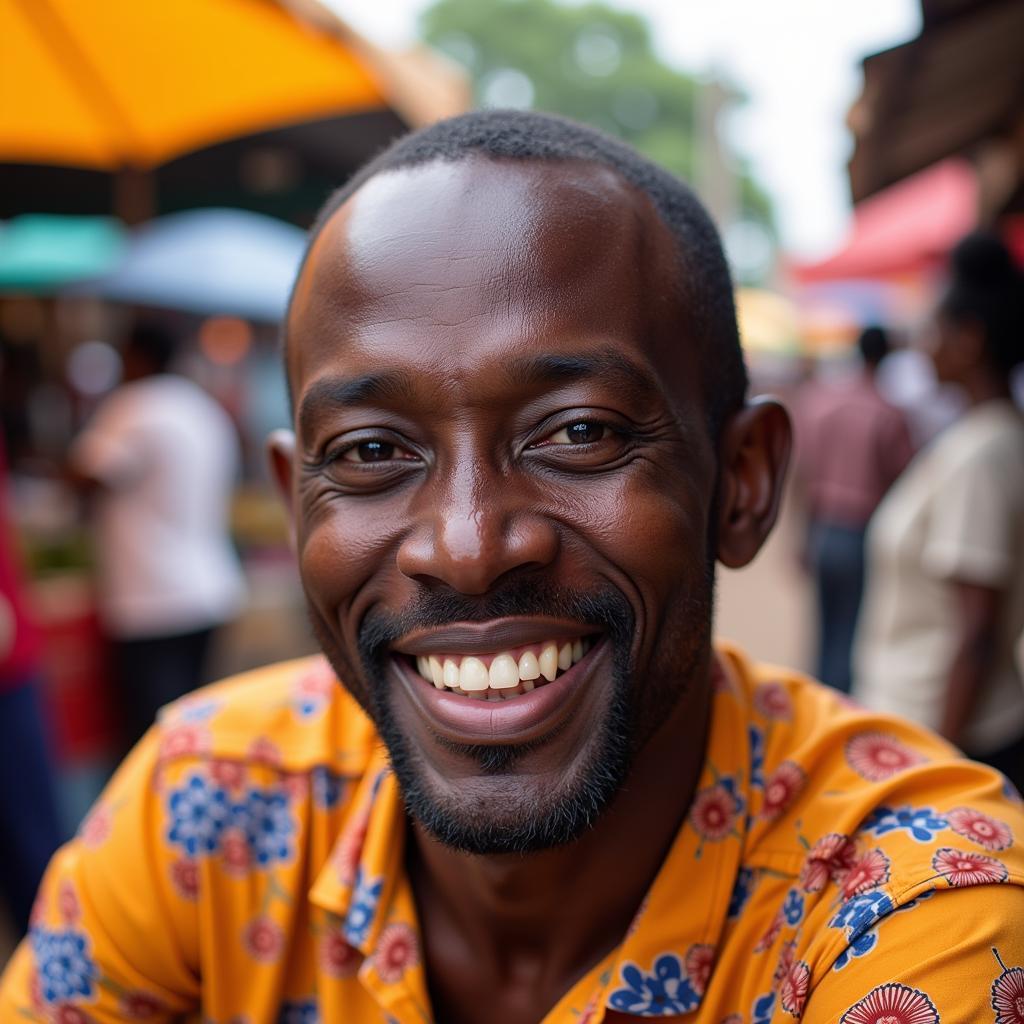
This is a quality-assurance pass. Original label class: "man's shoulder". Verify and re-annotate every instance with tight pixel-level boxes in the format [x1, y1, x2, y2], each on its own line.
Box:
[720, 643, 1024, 889]
[153, 656, 378, 775]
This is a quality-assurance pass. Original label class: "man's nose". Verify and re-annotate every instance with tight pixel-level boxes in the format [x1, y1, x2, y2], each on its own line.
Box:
[395, 464, 559, 595]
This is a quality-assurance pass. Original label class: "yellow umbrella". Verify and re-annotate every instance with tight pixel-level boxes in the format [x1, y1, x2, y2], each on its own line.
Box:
[3, 0, 395, 170]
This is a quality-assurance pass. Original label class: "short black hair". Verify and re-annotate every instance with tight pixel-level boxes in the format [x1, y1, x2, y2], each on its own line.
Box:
[940, 231, 1024, 378]
[292, 109, 747, 437]
[857, 325, 890, 367]
[126, 321, 176, 373]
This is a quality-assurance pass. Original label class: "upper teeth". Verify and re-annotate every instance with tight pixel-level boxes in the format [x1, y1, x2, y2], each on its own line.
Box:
[413, 639, 592, 699]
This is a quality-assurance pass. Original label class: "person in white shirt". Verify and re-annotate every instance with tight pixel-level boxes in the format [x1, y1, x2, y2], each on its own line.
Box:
[70, 323, 246, 752]
[854, 233, 1024, 790]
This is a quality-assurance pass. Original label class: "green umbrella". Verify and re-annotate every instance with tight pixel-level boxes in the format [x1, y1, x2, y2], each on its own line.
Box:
[0, 214, 125, 292]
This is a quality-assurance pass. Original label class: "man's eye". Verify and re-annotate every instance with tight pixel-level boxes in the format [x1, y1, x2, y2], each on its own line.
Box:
[341, 440, 399, 463]
[549, 421, 607, 445]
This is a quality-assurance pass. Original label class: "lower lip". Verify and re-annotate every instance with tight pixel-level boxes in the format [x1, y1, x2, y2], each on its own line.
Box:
[395, 641, 607, 746]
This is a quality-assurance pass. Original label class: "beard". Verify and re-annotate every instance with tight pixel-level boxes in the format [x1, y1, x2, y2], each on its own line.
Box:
[307, 569, 713, 856]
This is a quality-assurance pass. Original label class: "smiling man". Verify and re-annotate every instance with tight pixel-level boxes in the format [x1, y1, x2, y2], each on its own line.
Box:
[3, 111, 1024, 1023]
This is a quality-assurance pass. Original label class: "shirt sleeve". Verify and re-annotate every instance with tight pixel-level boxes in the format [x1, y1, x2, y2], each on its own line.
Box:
[921, 447, 1017, 586]
[0, 729, 200, 1022]
[803, 883, 1024, 1023]
[69, 394, 147, 488]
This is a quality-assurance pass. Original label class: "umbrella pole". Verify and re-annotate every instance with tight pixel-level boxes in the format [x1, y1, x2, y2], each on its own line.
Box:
[114, 166, 155, 225]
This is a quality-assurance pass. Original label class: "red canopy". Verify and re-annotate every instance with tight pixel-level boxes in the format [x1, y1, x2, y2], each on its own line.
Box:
[791, 158, 976, 283]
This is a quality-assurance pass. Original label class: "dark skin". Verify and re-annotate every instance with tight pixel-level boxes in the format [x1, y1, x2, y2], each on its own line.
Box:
[272, 157, 790, 1024]
[928, 313, 1011, 745]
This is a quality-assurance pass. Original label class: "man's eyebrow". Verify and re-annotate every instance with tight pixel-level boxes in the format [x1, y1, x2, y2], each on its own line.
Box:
[505, 349, 661, 396]
[297, 371, 414, 436]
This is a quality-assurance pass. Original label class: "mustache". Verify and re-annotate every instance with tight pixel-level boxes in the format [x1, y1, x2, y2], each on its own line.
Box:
[357, 579, 635, 675]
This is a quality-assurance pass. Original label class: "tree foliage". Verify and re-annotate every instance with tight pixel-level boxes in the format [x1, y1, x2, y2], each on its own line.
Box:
[419, 0, 773, 229]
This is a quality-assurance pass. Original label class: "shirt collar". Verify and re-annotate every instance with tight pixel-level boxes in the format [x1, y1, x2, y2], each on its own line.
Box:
[310, 651, 752, 1020]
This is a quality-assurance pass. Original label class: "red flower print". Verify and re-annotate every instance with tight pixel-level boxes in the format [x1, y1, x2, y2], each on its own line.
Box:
[991, 956, 1024, 1024]
[220, 828, 251, 877]
[780, 960, 810, 1017]
[947, 806, 1012, 851]
[839, 983, 938, 1024]
[79, 803, 112, 848]
[320, 927, 361, 978]
[754, 680, 793, 719]
[169, 857, 200, 901]
[690, 784, 739, 842]
[247, 736, 283, 767]
[838, 848, 891, 899]
[295, 659, 336, 697]
[373, 922, 419, 984]
[334, 812, 369, 887]
[685, 943, 716, 995]
[800, 833, 856, 893]
[118, 991, 164, 1019]
[932, 847, 1008, 887]
[282, 772, 310, 801]
[719, 1016, 743, 1024]
[761, 761, 806, 820]
[773, 941, 795, 990]
[243, 916, 285, 963]
[710, 658, 732, 694]
[845, 732, 923, 782]
[210, 759, 246, 792]
[159, 723, 211, 761]
[29, 891, 47, 928]
[57, 881, 80, 924]
[754, 910, 784, 953]
[52, 1007, 96, 1024]
[28, 968, 43, 1013]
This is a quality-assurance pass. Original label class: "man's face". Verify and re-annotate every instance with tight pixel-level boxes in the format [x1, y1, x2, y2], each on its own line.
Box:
[284, 158, 719, 853]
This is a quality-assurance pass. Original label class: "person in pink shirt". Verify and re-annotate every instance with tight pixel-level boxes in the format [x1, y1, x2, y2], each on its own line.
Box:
[793, 327, 915, 692]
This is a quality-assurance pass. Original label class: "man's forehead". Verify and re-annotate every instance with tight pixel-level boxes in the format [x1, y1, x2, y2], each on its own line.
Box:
[286, 157, 683, 387]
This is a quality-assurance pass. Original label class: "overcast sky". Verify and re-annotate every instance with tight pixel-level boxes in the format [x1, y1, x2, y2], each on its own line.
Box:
[334, 0, 921, 260]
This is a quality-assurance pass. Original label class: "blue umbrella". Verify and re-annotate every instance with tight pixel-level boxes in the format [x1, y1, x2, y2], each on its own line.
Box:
[81, 208, 307, 322]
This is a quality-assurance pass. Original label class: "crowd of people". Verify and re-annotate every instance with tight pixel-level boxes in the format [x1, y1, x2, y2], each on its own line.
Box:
[794, 231, 1024, 791]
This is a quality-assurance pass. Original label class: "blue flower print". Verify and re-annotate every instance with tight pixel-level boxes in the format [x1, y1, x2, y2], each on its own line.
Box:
[832, 926, 878, 970]
[830, 890, 894, 943]
[727, 866, 755, 919]
[749, 724, 766, 790]
[312, 766, 346, 809]
[277, 998, 320, 1024]
[860, 805, 947, 842]
[344, 865, 384, 947]
[783, 887, 804, 926]
[608, 954, 700, 1016]
[31, 926, 97, 1004]
[751, 990, 775, 1024]
[167, 774, 232, 856]
[238, 788, 296, 866]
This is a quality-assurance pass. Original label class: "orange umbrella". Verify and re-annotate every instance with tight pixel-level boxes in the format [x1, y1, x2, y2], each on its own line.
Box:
[1, 0, 467, 219]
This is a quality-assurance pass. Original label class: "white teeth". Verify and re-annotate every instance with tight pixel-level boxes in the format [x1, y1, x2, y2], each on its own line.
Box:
[558, 643, 572, 671]
[459, 657, 489, 691]
[539, 644, 558, 682]
[572, 639, 583, 662]
[443, 659, 460, 689]
[518, 650, 540, 681]
[429, 656, 445, 689]
[417, 656, 429, 679]
[489, 653, 519, 689]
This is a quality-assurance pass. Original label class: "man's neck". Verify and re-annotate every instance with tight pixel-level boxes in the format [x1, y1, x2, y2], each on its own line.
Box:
[405, 670, 712, 1024]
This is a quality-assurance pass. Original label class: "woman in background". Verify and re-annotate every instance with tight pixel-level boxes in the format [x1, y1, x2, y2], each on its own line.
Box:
[854, 232, 1024, 791]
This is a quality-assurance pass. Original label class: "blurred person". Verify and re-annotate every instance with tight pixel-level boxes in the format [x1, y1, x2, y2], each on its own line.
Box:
[0, 433, 64, 935]
[792, 326, 914, 691]
[855, 232, 1024, 790]
[874, 343, 964, 448]
[4, 113, 1024, 1023]
[68, 322, 246, 754]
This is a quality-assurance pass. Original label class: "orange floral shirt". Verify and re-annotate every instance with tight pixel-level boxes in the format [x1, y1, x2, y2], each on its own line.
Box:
[3, 642, 1024, 1023]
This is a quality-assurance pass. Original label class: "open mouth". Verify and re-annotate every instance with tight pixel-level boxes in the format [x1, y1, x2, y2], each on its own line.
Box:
[406, 637, 596, 701]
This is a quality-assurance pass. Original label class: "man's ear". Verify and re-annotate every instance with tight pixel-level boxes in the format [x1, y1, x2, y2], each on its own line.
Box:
[266, 429, 298, 544]
[714, 397, 792, 569]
